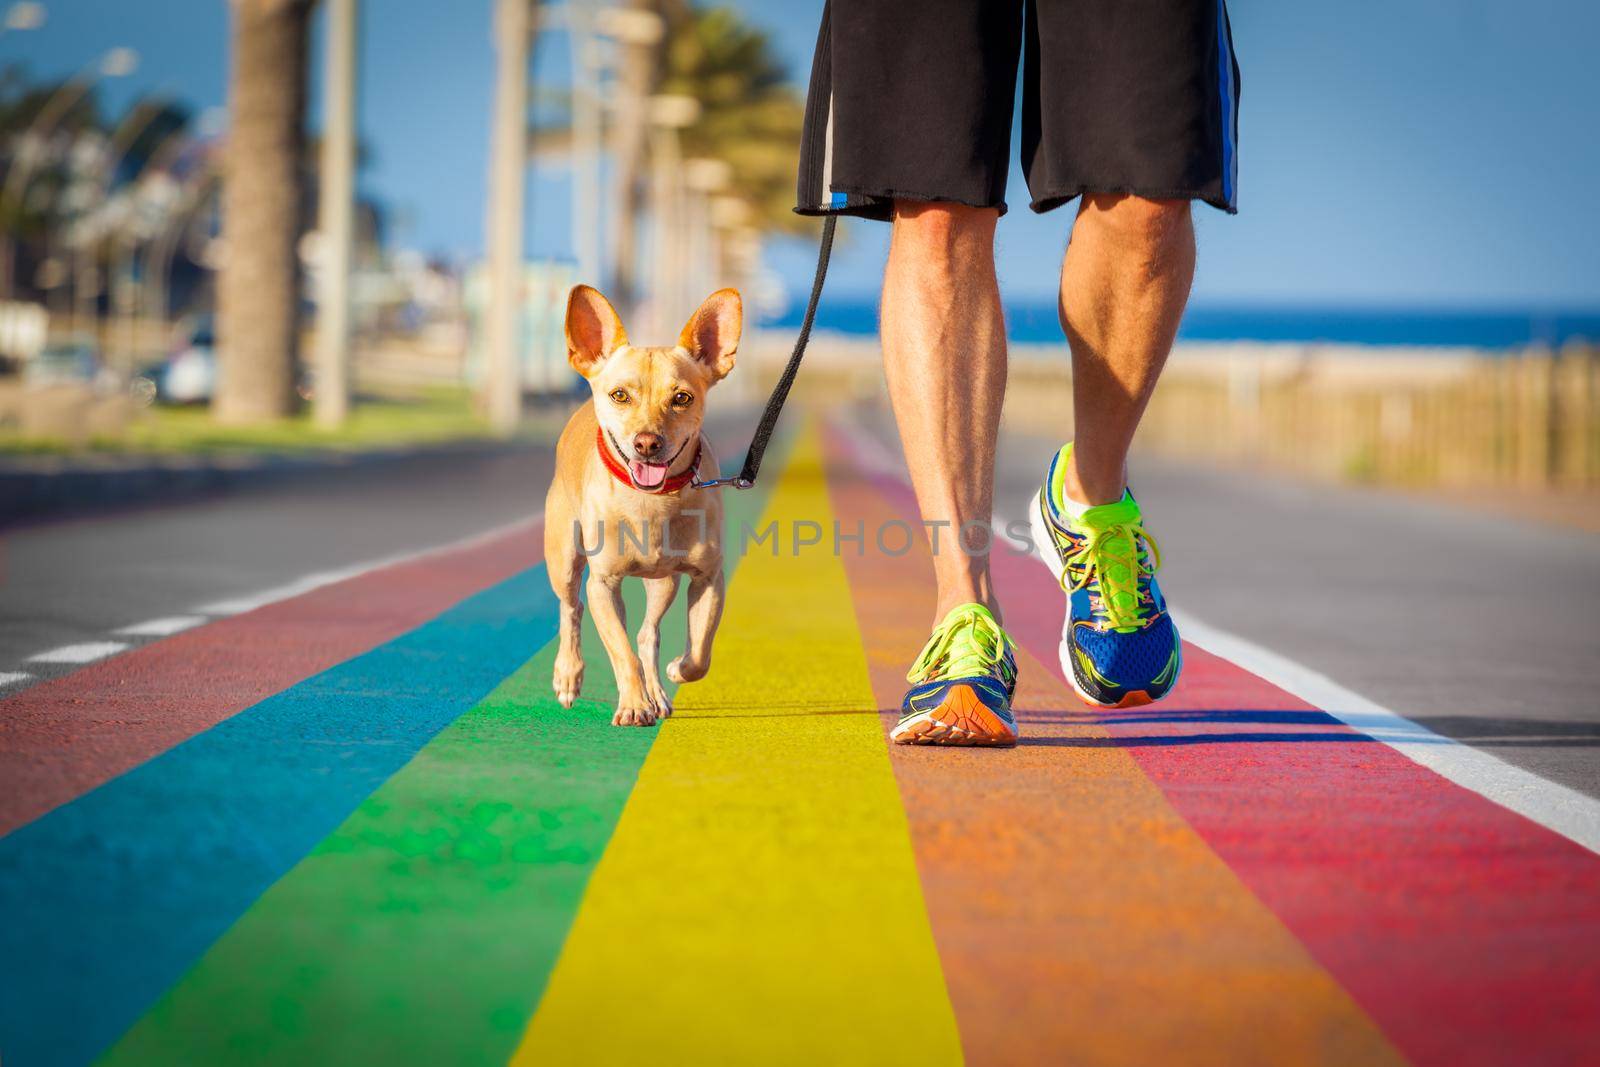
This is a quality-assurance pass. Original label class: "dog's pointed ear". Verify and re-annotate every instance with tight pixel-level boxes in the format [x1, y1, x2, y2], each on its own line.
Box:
[566, 285, 629, 377]
[677, 288, 741, 381]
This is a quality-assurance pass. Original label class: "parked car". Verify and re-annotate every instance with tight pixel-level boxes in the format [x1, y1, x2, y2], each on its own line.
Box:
[135, 315, 216, 405]
[24, 337, 99, 388]
[133, 314, 315, 406]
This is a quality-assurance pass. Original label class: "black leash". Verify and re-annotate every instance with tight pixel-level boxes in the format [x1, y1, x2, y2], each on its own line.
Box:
[693, 214, 837, 491]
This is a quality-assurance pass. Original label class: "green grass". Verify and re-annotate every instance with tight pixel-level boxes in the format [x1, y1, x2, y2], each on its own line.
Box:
[0, 386, 512, 457]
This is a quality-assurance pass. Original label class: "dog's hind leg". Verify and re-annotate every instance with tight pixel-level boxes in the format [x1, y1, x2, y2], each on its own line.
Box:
[638, 575, 679, 719]
[546, 505, 587, 709]
[668, 567, 723, 685]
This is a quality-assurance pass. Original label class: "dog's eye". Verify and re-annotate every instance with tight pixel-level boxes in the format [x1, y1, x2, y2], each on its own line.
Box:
[609, 389, 630, 404]
[672, 391, 693, 407]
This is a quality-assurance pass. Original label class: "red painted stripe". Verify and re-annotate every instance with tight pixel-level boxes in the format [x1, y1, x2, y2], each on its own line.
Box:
[829, 422, 1600, 1066]
[0, 522, 543, 836]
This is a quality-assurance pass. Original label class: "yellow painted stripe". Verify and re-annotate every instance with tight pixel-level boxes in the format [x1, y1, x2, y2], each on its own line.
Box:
[512, 422, 963, 1066]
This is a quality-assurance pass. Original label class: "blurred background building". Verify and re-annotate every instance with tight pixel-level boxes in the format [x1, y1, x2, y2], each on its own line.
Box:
[0, 0, 1596, 505]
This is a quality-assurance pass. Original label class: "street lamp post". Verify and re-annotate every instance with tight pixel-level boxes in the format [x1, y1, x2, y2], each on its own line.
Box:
[142, 168, 216, 331]
[598, 3, 663, 321]
[107, 124, 192, 370]
[72, 94, 174, 337]
[314, 0, 358, 428]
[484, 0, 532, 437]
[646, 93, 698, 339]
[567, 0, 603, 287]
[137, 110, 223, 341]
[682, 156, 730, 298]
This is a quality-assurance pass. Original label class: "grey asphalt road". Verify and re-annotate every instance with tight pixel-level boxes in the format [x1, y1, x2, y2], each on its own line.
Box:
[0, 446, 554, 687]
[3, 409, 1597, 800]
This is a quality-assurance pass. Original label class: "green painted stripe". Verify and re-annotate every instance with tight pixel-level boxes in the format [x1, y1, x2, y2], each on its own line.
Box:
[103, 433, 789, 1066]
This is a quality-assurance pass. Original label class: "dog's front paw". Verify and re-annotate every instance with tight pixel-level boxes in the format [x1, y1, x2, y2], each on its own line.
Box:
[612, 697, 660, 727]
[553, 656, 584, 709]
[667, 655, 708, 684]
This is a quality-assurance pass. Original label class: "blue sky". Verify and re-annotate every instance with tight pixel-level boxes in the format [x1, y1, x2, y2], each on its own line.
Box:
[7, 0, 1598, 310]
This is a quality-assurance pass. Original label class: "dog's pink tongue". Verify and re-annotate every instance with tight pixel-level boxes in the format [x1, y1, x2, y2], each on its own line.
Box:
[630, 459, 668, 488]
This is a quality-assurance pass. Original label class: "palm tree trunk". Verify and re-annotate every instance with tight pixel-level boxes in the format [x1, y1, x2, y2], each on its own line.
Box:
[215, 0, 311, 423]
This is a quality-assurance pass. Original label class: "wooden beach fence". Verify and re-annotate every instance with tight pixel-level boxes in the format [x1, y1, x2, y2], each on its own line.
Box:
[1005, 343, 1600, 492]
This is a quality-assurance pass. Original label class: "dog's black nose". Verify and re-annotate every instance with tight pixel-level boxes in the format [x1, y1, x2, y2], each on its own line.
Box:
[633, 432, 664, 459]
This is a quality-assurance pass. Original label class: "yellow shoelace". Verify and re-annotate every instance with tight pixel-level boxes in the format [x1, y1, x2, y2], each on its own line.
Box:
[906, 607, 1009, 684]
[1061, 521, 1163, 633]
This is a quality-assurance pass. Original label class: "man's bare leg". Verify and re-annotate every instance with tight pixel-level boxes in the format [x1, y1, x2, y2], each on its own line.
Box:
[880, 201, 1007, 624]
[1058, 194, 1196, 506]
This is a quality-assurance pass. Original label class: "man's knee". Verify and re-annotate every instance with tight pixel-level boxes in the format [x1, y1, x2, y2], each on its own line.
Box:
[891, 199, 998, 255]
[1079, 194, 1192, 249]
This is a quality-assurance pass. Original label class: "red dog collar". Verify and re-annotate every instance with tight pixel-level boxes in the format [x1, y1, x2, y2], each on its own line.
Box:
[596, 428, 703, 494]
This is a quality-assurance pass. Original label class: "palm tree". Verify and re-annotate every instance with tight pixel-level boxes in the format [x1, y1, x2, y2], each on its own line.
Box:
[0, 71, 106, 300]
[660, 6, 805, 236]
[214, 0, 311, 424]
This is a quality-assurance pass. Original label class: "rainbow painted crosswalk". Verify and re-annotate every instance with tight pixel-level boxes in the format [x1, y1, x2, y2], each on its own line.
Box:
[2, 422, 1598, 1067]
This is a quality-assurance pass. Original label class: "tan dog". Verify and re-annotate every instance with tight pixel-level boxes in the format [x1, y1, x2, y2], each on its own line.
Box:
[544, 285, 740, 726]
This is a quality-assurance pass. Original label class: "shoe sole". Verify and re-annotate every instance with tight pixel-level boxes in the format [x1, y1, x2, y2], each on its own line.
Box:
[1024, 489, 1166, 711]
[1066, 673, 1155, 709]
[891, 684, 1018, 747]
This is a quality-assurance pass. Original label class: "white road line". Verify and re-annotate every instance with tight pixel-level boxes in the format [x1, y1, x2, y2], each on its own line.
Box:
[2, 512, 546, 696]
[192, 511, 543, 616]
[1170, 609, 1600, 856]
[114, 615, 207, 637]
[993, 506, 1600, 855]
[28, 642, 130, 665]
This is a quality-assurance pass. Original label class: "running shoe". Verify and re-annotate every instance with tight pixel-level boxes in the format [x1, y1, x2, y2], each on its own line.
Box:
[893, 603, 1019, 746]
[1028, 443, 1181, 708]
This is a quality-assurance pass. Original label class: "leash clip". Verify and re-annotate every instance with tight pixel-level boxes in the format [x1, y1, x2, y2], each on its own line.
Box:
[689, 475, 754, 491]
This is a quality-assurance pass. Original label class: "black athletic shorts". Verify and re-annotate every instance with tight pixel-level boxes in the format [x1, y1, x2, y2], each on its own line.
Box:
[795, 0, 1240, 220]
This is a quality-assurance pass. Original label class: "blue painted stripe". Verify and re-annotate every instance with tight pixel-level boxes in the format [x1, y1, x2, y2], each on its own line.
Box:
[830, 190, 848, 209]
[1216, 0, 1238, 209]
[0, 566, 556, 1067]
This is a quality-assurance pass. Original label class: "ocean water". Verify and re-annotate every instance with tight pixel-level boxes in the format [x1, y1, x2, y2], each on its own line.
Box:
[765, 300, 1600, 350]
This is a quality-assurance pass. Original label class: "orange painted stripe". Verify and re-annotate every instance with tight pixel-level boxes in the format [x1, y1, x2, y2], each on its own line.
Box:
[823, 427, 1403, 1066]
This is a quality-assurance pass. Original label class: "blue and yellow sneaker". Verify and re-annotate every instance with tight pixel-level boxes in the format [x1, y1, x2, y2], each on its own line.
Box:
[1028, 443, 1181, 708]
[893, 603, 1019, 746]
